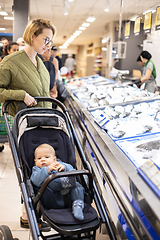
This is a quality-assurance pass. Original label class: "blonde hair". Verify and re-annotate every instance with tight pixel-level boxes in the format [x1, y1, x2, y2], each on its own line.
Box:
[35, 143, 55, 157]
[23, 18, 56, 46]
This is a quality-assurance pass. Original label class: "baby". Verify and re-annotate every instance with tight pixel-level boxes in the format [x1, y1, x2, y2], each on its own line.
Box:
[30, 143, 85, 221]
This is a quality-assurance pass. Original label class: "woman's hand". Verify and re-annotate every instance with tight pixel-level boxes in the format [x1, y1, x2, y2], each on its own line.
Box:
[24, 93, 37, 106]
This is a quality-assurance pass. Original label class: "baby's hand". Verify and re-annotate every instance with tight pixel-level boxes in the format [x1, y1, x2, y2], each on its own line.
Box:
[57, 164, 65, 172]
[49, 161, 60, 171]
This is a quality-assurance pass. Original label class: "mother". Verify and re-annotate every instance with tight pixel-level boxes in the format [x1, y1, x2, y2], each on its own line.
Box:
[0, 18, 56, 116]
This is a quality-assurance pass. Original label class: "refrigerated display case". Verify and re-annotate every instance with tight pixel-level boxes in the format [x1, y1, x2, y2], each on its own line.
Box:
[64, 75, 160, 240]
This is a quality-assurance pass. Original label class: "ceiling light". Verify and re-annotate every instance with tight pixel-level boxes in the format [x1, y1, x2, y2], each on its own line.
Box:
[64, 0, 70, 8]
[143, 9, 156, 15]
[82, 22, 90, 27]
[4, 16, 14, 20]
[79, 26, 86, 30]
[0, 11, 8, 16]
[70, 36, 76, 40]
[102, 37, 109, 43]
[70, 35, 76, 39]
[63, 7, 68, 15]
[130, 16, 138, 21]
[105, 0, 110, 12]
[59, 45, 67, 49]
[86, 16, 96, 22]
[73, 30, 82, 36]
[102, 47, 107, 51]
[68, 0, 73, 2]
[0, 28, 6, 30]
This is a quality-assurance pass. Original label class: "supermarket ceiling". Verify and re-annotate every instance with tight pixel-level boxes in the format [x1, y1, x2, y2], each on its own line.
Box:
[0, 0, 160, 46]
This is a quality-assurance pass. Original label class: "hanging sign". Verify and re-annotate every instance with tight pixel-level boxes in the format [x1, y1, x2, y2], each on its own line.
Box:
[125, 22, 130, 38]
[156, 6, 160, 30]
[134, 17, 141, 35]
[144, 12, 152, 33]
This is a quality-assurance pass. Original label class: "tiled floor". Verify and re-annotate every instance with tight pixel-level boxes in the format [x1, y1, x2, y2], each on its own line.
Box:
[0, 143, 110, 240]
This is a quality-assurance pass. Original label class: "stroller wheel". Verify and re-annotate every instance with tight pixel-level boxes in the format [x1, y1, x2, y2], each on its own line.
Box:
[0, 145, 4, 152]
[0, 225, 15, 240]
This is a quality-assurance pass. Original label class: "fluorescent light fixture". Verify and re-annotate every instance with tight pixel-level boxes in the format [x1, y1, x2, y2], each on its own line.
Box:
[105, 0, 110, 12]
[0, 28, 6, 30]
[102, 47, 107, 51]
[64, 0, 70, 8]
[70, 35, 76, 39]
[71, 34, 77, 39]
[79, 26, 86, 30]
[82, 22, 90, 27]
[73, 30, 82, 36]
[63, 7, 68, 15]
[59, 45, 67, 49]
[0, 11, 8, 16]
[130, 16, 138, 21]
[102, 37, 109, 43]
[68, 0, 73, 2]
[86, 16, 96, 22]
[69, 36, 75, 40]
[143, 9, 156, 15]
[4, 16, 14, 20]
[67, 38, 73, 43]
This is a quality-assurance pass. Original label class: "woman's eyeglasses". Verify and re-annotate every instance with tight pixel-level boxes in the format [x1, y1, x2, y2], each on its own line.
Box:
[44, 37, 53, 46]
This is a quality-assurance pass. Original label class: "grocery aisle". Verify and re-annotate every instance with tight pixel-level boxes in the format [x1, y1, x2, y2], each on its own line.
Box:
[0, 143, 109, 240]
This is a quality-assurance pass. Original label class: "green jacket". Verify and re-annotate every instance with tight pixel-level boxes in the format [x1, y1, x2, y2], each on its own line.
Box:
[0, 50, 52, 116]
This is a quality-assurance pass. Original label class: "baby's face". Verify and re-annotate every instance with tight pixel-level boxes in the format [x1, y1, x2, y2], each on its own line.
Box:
[34, 147, 56, 168]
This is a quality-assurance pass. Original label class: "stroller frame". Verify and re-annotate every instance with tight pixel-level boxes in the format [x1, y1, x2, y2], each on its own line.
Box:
[2, 97, 103, 240]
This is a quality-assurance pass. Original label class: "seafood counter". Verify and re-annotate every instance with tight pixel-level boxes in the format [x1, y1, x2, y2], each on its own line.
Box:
[65, 75, 160, 240]
[68, 74, 155, 109]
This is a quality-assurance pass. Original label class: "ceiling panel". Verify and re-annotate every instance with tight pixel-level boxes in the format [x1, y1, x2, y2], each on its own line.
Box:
[0, 0, 159, 45]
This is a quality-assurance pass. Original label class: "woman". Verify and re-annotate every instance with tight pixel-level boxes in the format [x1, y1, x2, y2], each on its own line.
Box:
[0, 18, 56, 116]
[0, 18, 56, 231]
[135, 51, 156, 93]
[3, 41, 19, 56]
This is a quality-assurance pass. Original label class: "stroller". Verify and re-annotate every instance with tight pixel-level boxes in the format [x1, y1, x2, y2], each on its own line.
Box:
[2, 97, 101, 240]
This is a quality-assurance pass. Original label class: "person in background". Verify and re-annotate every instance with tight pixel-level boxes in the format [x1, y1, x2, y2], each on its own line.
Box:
[31, 144, 85, 221]
[16, 37, 26, 50]
[0, 37, 9, 61]
[136, 55, 145, 74]
[64, 53, 76, 78]
[0, 18, 56, 231]
[50, 45, 59, 79]
[3, 42, 19, 56]
[39, 47, 57, 99]
[134, 51, 156, 93]
[51, 46, 62, 70]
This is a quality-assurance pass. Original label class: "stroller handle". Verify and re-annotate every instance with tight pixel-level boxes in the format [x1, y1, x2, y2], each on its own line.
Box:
[33, 169, 93, 207]
[2, 97, 68, 115]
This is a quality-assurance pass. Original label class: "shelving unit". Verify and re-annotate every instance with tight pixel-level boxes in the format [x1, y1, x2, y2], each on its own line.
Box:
[94, 47, 102, 75]
[94, 54, 102, 75]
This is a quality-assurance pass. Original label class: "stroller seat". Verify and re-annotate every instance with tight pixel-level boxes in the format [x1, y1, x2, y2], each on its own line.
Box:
[12, 104, 100, 239]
